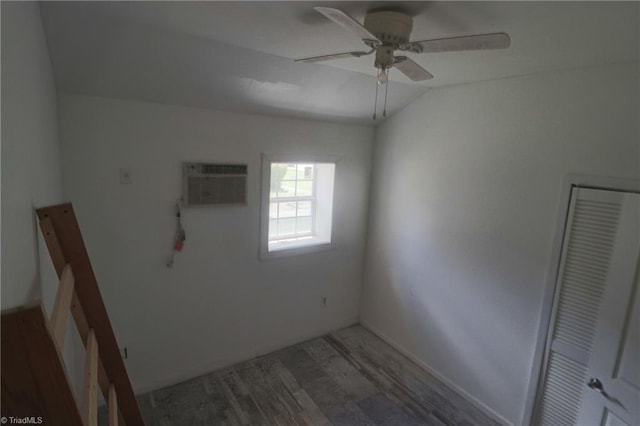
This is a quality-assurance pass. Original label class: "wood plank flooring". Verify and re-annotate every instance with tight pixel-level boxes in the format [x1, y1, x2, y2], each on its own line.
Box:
[102, 325, 501, 426]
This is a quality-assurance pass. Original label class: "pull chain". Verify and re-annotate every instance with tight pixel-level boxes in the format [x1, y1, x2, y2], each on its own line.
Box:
[373, 75, 380, 120]
[382, 68, 390, 118]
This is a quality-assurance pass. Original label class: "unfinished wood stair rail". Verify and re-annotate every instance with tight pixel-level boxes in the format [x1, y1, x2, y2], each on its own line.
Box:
[1, 264, 128, 425]
[0, 203, 144, 425]
[51, 264, 75, 349]
[38, 203, 143, 425]
[1, 301, 84, 425]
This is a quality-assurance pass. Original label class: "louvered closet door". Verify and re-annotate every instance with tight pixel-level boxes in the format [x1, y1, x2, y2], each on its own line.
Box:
[534, 187, 639, 426]
[577, 190, 639, 425]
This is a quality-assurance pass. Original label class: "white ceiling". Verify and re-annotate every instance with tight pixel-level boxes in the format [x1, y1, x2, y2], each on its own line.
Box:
[40, 1, 639, 126]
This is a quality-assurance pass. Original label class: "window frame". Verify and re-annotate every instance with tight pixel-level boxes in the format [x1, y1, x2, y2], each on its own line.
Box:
[259, 153, 337, 260]
[268, 163, 317, 241]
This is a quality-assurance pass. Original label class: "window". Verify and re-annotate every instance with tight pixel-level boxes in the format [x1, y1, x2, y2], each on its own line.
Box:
[260, 155, 336, 258]
[269, 163, 315, 241]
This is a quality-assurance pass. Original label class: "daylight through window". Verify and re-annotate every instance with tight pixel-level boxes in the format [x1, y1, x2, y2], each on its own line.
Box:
[269, 163, 316, 241]
[261, 159, 336, 256]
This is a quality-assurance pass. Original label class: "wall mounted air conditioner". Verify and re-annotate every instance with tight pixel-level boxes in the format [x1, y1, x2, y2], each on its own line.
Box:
[183, 162, 247, 206]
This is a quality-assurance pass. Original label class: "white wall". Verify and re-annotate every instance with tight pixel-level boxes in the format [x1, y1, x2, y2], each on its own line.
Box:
[58, 94, 373, 393]
[1, 0, 83, 398]
[1, 1, 64, 313]
[360, 63, 639, 424]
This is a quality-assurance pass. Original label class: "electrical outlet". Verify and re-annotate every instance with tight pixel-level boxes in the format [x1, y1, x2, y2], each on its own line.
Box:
[119, 167, 132, 184]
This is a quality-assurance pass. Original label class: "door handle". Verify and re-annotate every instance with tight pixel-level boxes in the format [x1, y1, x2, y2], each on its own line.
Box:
[588, 378, 610, 398]
[587, 377, 627, 410]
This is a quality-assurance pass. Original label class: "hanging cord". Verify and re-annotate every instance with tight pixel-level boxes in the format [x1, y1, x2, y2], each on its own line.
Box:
[383, 68, 390, 118]
[372, 75, 380, 120]
[166, 203, 186, 268]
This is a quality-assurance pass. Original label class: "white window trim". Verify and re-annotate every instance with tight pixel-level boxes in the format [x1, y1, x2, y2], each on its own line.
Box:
[259, 153, 338, 260]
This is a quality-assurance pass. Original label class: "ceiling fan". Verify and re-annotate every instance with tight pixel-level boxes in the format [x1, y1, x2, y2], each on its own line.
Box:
[296, 7, 511, 118]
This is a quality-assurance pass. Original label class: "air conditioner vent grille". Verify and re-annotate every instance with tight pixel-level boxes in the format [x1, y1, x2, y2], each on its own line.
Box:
[201, 164, 247, 175]
[183, 162, 247, 206]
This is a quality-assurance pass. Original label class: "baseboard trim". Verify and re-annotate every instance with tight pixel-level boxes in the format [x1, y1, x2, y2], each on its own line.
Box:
[133, 317, 361, 396]
[359, 319, 512, 426]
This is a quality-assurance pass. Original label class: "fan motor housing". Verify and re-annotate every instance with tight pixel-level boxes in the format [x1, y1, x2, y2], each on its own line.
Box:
[364, 11, 413, 47]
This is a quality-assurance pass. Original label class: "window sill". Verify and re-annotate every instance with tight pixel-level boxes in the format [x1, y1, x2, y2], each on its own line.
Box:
[260, 239, 334, 260]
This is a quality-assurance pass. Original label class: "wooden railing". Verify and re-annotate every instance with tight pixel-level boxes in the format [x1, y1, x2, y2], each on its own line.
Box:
[1, 204, 144, 425]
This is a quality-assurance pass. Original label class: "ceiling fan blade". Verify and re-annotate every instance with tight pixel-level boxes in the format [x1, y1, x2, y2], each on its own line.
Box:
[410, 32, 511, 53]
[313, 7, 380, 44]
[295, 51, 370, 63]
[393, 56, 433, 81]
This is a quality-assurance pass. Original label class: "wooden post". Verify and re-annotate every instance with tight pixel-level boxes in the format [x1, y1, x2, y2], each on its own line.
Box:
[83, 330, 99, 426]
[50, 264, 75, 349]
[109, 384, 119, 426]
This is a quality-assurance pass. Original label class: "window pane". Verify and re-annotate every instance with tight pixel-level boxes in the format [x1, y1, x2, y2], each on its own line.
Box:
[277, 218, 296, 236]
[296, 180, 313, 197]
[297, 164, 314, 180]
[278, 180, 295, 197]
[269, 219, 277, 238]
[297, 201, 312, 217]
[279, 202, 296, 218]
[296, 216, 312, 234]
[269, 202, 278, 219]
[283, 165, 297, 180]
[270, 163, 288, 197]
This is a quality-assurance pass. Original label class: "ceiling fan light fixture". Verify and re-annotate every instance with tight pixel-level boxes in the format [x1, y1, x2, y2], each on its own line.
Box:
[377, 67, 389, 84]
[298, 7, 511, 120]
